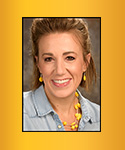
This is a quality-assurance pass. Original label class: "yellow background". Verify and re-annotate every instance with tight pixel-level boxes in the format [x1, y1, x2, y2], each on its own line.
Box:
[1, 0, 125, 150]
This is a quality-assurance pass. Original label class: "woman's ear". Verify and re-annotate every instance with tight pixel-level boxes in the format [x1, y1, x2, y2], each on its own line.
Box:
[82, 53, 91, 72]
[35, 56, 41, 72]
[35, 56, 38, 64]
[86, 53, 91, 65]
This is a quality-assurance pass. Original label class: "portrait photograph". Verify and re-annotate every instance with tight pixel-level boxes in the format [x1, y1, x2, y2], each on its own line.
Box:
[22, 17, 101, 132]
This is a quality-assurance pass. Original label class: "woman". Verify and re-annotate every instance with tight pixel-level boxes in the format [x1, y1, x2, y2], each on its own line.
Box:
[23, 18, 100, 131]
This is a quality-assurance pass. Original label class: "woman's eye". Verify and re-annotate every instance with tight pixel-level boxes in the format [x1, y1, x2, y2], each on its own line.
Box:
[66, 56, 75, 61]
[44, 57, 53, 62]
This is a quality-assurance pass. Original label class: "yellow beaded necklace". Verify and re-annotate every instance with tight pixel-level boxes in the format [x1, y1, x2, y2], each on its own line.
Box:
[62, 92, 82, 130]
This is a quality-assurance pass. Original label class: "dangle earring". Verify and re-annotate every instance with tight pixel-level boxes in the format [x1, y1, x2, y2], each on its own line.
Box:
[83, 72, 86, 81]
[39, 74, 43, 82]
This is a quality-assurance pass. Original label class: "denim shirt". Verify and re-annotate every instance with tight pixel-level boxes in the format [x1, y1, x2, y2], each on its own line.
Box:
[23, 85, 100, 131]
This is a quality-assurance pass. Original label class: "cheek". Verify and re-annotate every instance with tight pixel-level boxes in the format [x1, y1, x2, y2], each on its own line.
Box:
[39, 63, 53, 76]
[70, 60, 85, 73]
[67, 64, 83, 80]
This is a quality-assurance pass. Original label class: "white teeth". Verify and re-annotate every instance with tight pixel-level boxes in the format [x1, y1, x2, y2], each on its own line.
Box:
[53, 79, 70, 84]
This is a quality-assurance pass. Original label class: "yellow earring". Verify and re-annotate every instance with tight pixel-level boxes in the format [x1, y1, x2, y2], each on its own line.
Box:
[39, 74, 43, 82]
[83, 73, 86, 81]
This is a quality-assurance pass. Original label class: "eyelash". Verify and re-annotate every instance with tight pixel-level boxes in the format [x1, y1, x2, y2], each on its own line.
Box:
[66, 56, 75, 61]
[44, 57, 53, 62]
[44, 56, 75, 62]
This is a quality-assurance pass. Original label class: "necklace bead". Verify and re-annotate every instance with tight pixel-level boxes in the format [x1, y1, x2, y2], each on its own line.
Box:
[62, 91, 82, 131]
[71, 126, 75, 130]
[71, 122, 76, 126]
[63, 121, 67, 126]
[75, 105, 78, 109]
[77, 103, 81, 108]
[75, 92, 79, 97]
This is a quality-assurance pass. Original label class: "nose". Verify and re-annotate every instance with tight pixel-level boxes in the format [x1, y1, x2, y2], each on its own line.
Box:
[55, 59, 66, 75]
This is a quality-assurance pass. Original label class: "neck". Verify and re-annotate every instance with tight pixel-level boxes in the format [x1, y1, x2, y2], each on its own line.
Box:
[44, 89, 78, 114]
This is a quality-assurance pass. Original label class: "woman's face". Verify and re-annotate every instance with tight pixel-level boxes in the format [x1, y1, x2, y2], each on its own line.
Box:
[36, 32, 89, 99]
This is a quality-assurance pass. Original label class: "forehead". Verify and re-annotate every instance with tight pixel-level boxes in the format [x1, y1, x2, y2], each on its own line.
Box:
[38, 32, 83, 53]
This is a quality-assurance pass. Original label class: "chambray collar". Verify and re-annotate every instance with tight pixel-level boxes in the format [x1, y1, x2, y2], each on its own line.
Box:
[32, 85, 92, 123]
[77, 90, 92, 124]
[32, 85, 55, 117]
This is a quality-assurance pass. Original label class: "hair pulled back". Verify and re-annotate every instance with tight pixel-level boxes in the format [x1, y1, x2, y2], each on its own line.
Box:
[31, 18, 96, 90]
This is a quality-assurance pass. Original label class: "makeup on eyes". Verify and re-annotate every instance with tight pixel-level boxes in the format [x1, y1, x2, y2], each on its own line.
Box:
[42, 51, 77, 62]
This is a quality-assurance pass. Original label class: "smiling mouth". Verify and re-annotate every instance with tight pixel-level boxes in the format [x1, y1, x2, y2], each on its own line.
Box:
[53, 79, 70, 84]
[52, 78, 71, 87]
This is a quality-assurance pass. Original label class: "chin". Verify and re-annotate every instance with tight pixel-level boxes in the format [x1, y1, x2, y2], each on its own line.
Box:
[53, 90, 74, 99]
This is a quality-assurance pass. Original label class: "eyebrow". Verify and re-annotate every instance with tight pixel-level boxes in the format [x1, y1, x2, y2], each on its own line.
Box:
[42, 51, 77, 57]
[42, 53, 53, 57]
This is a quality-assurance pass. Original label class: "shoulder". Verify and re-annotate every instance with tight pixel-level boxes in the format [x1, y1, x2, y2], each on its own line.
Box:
[23, 91, 32, 99]
[78, 92, 100, 123]
[23, 90, 36, 117]
[23, 90, 33, 103]
[85, 99, 100, 122]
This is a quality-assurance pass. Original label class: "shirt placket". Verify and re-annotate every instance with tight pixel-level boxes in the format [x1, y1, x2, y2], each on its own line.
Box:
[52, 113, 65, 131]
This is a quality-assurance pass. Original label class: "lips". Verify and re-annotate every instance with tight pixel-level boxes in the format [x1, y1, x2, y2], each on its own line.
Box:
[53, 79, 70, 84]
[52, 78, 71, 87]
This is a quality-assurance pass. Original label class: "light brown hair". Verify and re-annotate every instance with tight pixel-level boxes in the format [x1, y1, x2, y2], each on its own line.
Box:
[31, 18, 96, 90]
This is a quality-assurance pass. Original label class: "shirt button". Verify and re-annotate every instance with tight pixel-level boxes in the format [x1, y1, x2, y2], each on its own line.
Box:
[58, 125, 62, 129]
[84, 116, 89, 122]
